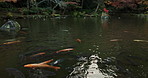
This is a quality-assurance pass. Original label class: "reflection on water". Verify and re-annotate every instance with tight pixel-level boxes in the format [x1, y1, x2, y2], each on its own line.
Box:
[0, 15, 148, 78]
[86, 55, 117, 78]
[67, 54, 116, 78]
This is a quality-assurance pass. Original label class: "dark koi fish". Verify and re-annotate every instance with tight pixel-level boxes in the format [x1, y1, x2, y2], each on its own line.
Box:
[55, 48, 74, 53]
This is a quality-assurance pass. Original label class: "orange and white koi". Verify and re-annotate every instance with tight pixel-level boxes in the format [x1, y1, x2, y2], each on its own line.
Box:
[24, 59, 60, 70]
[133, 40, 148, 42]
[110, 39, 122, 42]
[55, 48, 74, 53]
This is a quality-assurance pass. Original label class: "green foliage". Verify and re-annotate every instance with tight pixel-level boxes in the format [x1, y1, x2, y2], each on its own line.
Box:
[42, 12, 49, 15]
[72, 11, 86, 17]
[21, 7, 52, 15]
[0, 2, 13, 8]
[21, 8, 38, 15]
[67, 4, 82, 9]
[0, 2, 18, 13]
[91, 12, 99, 17]
[8, 8, 18, 12]
[0, 0, 147, 16]
[7, 12, 13, 17]
[51, 13, 61, 17]
[21, 8, 30, 15]
[145, 11, 148, 14]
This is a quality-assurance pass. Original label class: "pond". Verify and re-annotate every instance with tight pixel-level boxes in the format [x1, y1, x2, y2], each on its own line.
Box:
[0, 15, 148, 78]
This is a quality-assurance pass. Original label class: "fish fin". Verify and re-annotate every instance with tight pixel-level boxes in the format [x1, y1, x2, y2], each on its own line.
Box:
[47, 65, 61, 70]
[40, 59, 54, 64]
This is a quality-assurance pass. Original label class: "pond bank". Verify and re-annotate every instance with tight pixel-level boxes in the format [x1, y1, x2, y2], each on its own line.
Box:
[0, 11, 147, 20]
[0, 13, 102, 19]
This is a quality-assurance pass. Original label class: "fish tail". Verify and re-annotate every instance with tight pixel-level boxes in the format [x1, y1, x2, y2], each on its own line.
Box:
[41, 59, 54, 64]
[56, 51, 60, 53]
[48, 65, 60, 70]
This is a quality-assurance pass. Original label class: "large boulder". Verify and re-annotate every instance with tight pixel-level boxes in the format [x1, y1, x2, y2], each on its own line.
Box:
[0, 20, 21, 32]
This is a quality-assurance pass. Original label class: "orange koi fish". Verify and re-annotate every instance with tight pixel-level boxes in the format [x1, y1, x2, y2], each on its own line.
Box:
[55, 48, 74, 53]
[30, 52, 46, 57]
[76, 39, 81, 43]
[110, 39, 122, 42]
[41, 59, 54, 64]
[24, 59, 60, 70]
[2, 40, 21, 45]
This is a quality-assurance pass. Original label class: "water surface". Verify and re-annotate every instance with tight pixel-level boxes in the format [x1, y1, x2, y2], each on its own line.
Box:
[0, 15, 148, 78]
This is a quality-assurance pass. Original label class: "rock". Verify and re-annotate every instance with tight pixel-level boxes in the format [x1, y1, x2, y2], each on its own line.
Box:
[101, 12, 109, 19]
[5, 68, 25, 78]
[0, 20, 21, 32]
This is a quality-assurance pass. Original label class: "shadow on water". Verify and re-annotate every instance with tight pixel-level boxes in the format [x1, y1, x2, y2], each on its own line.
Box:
[0, 15, 148, 78]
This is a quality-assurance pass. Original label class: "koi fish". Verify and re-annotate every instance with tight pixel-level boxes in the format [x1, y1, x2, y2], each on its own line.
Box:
[41, 59, 54, 64]
[133, 40, 148, 42]
[30, 52, 46, 57]
[50, 59, 64, 66]
[24, 64, 60, 70]
[110, 39, 122, 42]
[55, 48, 74, 53]
[2, 40, 21, 45]
[24, 59, 60, 70]
[76, 39, 81, 43]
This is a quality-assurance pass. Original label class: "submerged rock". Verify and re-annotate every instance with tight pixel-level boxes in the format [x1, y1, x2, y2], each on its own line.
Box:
[0, 20, 21, 32]
[5, 68, 25, 78]
[101, 12, 109, 19]
[28, 69, 56, 78]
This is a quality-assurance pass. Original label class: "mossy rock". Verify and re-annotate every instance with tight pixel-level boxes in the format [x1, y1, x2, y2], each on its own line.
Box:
[0, 20, 21, 32]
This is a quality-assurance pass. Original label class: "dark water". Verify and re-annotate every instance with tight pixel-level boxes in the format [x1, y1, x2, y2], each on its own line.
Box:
[0, 15, 148, 78]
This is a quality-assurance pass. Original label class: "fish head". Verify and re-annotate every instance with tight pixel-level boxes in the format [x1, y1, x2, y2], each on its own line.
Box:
[24, 64, 35, 68]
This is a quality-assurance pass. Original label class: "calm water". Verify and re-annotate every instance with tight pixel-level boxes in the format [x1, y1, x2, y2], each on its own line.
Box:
[0, 15, 148, 78]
